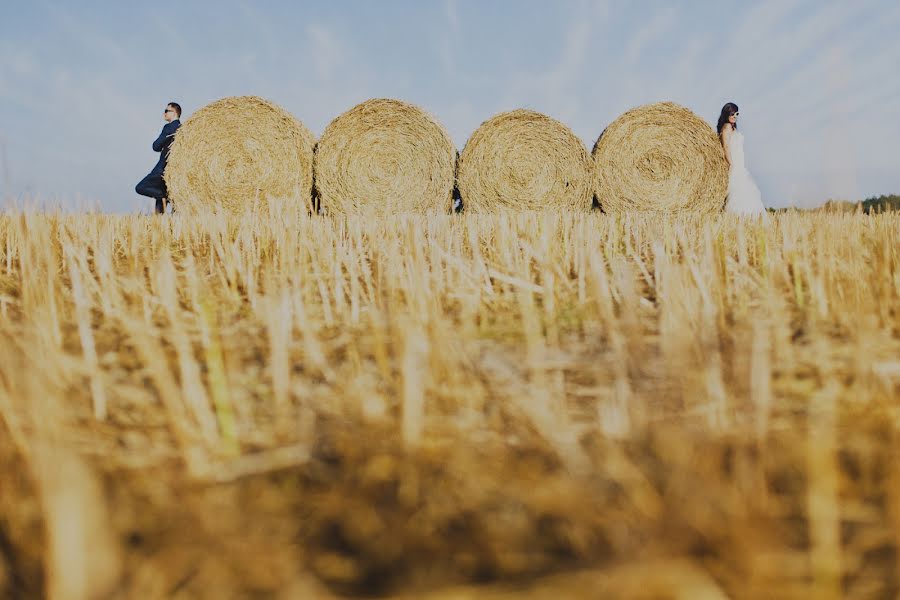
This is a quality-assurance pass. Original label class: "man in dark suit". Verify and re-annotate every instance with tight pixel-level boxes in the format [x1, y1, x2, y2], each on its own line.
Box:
[135, 102, 181, 214]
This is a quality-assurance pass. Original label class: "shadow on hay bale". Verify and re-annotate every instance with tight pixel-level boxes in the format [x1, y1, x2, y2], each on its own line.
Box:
[458, 110, 593, 213]
[592, 102, 728, 214]
[314, 99, 457, 217]
[165, 96, 316, 215]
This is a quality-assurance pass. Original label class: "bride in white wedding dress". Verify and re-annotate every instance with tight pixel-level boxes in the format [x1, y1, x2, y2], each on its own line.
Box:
[718, 103, 766, 215]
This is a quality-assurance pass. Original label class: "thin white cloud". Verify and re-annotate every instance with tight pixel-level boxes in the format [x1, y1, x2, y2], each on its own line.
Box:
[440, 0, 461, 76]
[716, 1, 867, 97]
[446, 0, 460, 32]
[42, 3, 132, 68]
[622, 7, 676, 68]
[237, 0, 279, 60]
[306, 24, 346, 80]
[615, 7, 679, 108]
[499, 0, 603, 122]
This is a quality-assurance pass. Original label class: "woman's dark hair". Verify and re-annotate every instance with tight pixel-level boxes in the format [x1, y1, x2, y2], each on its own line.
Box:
[167, 102, 182, 117]
[717, 103, 738, 134]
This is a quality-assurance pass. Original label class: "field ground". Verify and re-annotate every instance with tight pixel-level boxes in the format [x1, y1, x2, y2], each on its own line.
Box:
[0, 209, 898, 599]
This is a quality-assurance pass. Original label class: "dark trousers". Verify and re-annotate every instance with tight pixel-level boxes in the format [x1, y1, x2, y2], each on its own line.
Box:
[135, 173, 167, 214]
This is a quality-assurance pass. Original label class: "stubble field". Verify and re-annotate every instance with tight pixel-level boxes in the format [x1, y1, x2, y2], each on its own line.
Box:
[0, 209, 898, 599]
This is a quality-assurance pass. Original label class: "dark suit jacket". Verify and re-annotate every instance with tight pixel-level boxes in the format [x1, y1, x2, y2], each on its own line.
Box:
[150, 119, 180, 177]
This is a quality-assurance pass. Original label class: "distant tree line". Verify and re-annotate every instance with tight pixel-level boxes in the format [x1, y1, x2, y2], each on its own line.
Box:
[860, 194, 900, 214]
[769, 194, 900, 214]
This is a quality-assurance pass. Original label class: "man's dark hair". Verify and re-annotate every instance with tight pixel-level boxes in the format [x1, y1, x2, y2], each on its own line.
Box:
[167, 102, 182, 118]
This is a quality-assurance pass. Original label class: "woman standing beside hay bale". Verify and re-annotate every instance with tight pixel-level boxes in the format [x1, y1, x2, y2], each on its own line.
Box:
[165, 96, 316, 215]
[592, 102, 728, 214]
[457, 110, 593, 213]
[314, 99, 456, 216]
[717, 103, 767, 216]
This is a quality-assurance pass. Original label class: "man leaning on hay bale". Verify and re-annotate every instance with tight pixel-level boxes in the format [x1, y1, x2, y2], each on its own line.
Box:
[135, 102, 181, 214]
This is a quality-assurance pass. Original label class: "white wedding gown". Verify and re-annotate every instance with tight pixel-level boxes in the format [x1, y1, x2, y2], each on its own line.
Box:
[724, 130, 766, 215]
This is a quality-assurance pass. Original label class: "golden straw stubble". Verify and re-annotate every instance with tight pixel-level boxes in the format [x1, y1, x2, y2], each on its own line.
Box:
[314, 99, 457, 216]
[592, 102, 728, 214]
[165, 96, 316, 215]
[458, 109, 593, 213]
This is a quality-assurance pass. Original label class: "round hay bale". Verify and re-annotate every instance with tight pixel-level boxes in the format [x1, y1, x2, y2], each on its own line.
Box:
[592, 102, 728, 214]
[458, 110, 593, 213]
[314, 99, 456, 216]
[166, 96, 316, 214]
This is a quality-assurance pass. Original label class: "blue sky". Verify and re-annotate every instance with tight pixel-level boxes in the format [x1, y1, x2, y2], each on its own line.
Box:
[1, 0, 899, 212]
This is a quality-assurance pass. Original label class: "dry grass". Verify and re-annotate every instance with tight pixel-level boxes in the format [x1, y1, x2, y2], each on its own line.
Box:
[166, 96, 317, 215]
[593, 102, 729, 214]
[457, 110, 593, 213]
[314, 99, 457, 216]
[0, 208, 898, 599]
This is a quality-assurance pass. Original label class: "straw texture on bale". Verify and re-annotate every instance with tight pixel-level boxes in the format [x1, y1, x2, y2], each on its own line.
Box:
[592, 102, 728, 214]
[457, 110, 593, 213]
[314, 99, 456, 216]
[166, 96, 316, 214]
